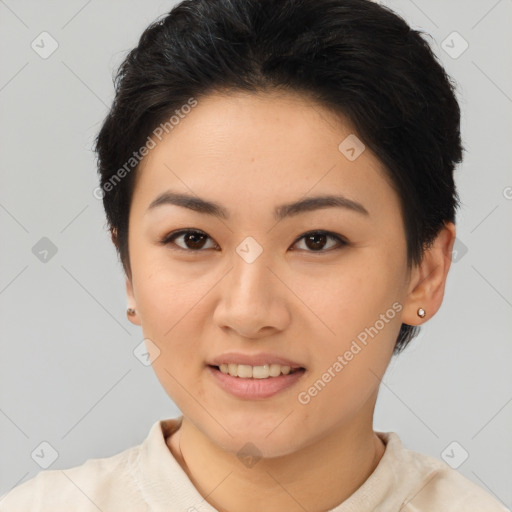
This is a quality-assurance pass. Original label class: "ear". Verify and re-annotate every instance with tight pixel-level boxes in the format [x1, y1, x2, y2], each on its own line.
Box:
[402, 221, 456, 326]
[126, 275, 141, 326]
[110, 226, 119, 249]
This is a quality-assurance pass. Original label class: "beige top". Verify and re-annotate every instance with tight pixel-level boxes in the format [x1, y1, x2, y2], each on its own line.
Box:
[0, 415, 508, 511]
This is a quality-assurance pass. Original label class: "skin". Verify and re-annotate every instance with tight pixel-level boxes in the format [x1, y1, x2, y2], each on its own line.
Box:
[123, 89, 455, 512]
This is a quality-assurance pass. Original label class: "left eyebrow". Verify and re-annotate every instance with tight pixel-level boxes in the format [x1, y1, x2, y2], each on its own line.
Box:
[146, 191, 370, 220]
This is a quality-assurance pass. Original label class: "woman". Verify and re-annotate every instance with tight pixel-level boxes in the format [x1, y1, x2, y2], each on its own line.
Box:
[1, 0, 507, 510]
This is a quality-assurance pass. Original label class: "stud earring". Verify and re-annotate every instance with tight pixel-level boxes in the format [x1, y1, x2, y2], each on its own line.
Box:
[417, 307, 426, 318]
[127, 308, 136, 316]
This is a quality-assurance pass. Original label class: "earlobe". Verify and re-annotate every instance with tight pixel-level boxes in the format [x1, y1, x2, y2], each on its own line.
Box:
[125, 276, 141, 325]
[402, 222, 456, 326]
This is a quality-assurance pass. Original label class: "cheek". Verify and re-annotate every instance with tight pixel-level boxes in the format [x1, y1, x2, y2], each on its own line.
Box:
[130, 244, 211, 334]
[295, 263, 401, 422]
[133, 267, 211, 407]
[306, 252, 403, 360]
[136, 275, 204, 344]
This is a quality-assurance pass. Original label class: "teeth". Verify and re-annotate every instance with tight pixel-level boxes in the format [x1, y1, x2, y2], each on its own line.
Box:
[218, 363, 297, 379]
[237, 364, 253, 378]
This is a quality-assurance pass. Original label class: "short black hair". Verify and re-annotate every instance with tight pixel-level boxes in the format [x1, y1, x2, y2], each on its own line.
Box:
[93, 0, 463, 354]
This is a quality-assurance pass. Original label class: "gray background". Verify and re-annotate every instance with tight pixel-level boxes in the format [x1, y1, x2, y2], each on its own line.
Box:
[0, 0, 511, 507]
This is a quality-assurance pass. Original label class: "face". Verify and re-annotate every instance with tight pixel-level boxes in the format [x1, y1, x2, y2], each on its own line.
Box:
[126, 90, 417, 457]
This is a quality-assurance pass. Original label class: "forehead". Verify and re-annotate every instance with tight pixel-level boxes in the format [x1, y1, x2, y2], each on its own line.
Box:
[132, 90, 400, 222]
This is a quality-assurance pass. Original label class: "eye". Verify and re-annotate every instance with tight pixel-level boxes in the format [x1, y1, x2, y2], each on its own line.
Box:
[161, 229, 218, 251]
[161, 229, 347, 253]
[291, 230, 348, 252]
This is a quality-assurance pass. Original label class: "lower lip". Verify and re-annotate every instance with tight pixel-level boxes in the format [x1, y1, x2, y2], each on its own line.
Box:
[207, 365, 306, 399]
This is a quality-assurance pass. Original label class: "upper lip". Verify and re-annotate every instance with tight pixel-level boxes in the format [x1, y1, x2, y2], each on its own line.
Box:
[208, 352, 305, 369]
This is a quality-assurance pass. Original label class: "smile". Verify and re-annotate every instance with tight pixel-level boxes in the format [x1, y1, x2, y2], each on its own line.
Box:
[217, 363, 301, 379]
[208, 364, 306, 399]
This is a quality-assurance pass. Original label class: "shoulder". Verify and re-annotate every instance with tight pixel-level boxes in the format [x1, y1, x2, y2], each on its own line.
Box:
[0, 442, 142, 511]
[389, 434, 509, 512]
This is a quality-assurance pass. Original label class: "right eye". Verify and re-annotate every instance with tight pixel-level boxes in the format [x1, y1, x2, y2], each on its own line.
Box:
[161, 229, 219, 252]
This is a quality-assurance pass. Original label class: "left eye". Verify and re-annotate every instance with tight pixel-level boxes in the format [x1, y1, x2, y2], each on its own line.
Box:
[292, 231, 347, 252]
[161, 229, 347, 253]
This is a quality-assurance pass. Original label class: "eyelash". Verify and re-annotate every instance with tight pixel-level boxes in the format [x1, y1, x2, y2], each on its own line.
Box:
[160, 229, 348, 254]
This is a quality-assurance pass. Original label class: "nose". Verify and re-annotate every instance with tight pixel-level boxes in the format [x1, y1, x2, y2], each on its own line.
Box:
[212, 248, 291, 339]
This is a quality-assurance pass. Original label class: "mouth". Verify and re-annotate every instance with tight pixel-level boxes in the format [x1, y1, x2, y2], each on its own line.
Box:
[207, 364, 307, 399]
[208, 363, 305, 379]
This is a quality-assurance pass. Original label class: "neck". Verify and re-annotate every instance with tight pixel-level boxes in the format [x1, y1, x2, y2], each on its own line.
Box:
[166, 405, 385, 512]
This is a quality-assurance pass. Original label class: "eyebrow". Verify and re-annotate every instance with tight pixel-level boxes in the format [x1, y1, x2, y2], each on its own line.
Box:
[147, 191, 369, 221]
